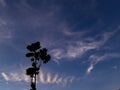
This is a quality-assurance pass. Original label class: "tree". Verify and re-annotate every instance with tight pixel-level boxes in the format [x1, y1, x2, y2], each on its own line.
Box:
[25, 41, 51, 90]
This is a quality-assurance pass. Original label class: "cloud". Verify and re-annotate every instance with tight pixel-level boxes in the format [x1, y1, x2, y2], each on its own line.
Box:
[1, 70, 79, 85]
[14, 0, 62, 29]
[50, 49, 65, 60]
[2, 0, 119, 62]
[89, 53, 120, 63]
[51, 31, 116, 60]
[0, 30, 12, 42]
[0, 0, 6, 7]
[1, 72, 9, 81]
[112, 66, 117, 69]
[39, 71, 79, 85]
[86, 64, 94, 74]
[63, 30, 88, 36]
[0, 18, 7, 26]
[0, 30, 13, 45]
[86, 53, 120, 74]
[1, 72, 29, 82]
[0, 18, 14, 44]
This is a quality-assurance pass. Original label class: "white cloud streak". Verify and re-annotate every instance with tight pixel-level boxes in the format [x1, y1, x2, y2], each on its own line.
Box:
[51, 31, 116, 60]
[86, 64, 94, 74]
[86, 53, 120, 74]
[1, 72, 10, 81]
[1, 72, 29, 82]
[50, 49, 65, 60]
[39, 71, 79, 85]
[1, 70, 79, 85]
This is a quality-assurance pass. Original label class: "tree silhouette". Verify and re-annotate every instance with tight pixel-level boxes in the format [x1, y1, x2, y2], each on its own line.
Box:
[25, 41, 51, 90]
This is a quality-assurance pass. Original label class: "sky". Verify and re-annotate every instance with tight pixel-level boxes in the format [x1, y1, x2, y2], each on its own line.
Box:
[0, 0, 120, 90]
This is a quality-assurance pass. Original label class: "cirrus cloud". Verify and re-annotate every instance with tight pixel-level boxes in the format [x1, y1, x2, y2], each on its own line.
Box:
[86, 53, 120, 74]
[50, 30, 116, 61]
[1, 70, 80, 86]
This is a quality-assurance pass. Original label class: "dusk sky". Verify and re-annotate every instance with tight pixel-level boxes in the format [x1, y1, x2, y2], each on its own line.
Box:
[0, 0, 120, 90]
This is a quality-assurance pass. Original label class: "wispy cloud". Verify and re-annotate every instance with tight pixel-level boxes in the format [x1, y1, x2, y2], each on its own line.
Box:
[1, 72, 10, 81]
[63, 30, 88, 36]
[50, 49, 65, 60]
[0, 0, 6, 7]
[0, 18, 14, 43]
[1, 70, 79, 85]
[0, 18, 7, 26]
[1, 72, 29, 82]
[86, 53, 120, 74]
[86, 64, 94, 74]
[39, 71, 79, 85]
[1, 0, 119, 64]
[0, 30, 12, 42]
[51, 31, 116, 61]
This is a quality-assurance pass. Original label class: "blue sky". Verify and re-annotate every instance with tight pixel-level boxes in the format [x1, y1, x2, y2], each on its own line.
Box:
[0, 0, 120, 90]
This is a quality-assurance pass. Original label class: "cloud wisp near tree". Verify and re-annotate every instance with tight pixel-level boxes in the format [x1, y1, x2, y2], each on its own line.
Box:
[25, 41, 51, 90]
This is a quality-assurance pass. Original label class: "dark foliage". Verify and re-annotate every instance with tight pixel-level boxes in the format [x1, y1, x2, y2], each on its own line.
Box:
[25, 41, 51, 90]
